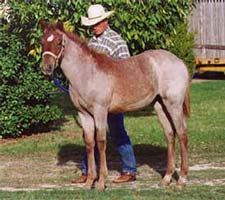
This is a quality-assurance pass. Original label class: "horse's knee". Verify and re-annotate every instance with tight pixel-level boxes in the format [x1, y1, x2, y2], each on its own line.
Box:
[165, 131, 175, 144]
[96, 139, 106, 152]
[84, 140, 95, 153]
[96, 127, 107, 141]
[177, 130, 188, 146]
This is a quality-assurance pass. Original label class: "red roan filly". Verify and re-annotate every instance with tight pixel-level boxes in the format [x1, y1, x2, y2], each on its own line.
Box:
[40, 20, 190, 191]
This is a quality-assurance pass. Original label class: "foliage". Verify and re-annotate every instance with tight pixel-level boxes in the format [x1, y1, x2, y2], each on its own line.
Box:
[106, 0, 195, 73]
[12, 0, 194, 72]
[0, 27, 62, 138]
[167, 22, 195, 75]
[0, 1, 62, 138]
[45, 0, 195, 71]
[0, 0, 195, 137]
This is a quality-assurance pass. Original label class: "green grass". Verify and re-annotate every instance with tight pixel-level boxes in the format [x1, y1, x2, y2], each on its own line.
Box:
[1, 81, 224, 158]
[0, 186, 225, 200]
[189, 169, 225, 181]
[0, 80, 225, 199]
[187, 81, 225, 160]
[0, 131, 83, 157]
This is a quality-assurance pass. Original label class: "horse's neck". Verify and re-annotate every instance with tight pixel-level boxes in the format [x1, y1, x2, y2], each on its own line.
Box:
[60, 34, 94, 87]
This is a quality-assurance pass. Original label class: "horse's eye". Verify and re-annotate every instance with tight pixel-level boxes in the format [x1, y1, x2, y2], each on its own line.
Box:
[41, 38, 44, 45]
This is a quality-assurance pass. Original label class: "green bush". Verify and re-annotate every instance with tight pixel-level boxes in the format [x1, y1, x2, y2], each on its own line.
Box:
[167, 22, 195, 76]
[0, 28, 62, 138]
[107, 0, 195, 75]
[45, 0, 195, 73]
[0, 0, 194, 138]
[0, 1, 63, 138]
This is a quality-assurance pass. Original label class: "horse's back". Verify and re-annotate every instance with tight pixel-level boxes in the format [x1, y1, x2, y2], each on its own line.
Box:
[109, 49, 189, 112]
[144, 49, 187, 76]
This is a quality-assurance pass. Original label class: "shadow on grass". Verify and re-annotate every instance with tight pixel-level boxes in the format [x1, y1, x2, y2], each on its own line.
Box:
[57, 142, 170, 178]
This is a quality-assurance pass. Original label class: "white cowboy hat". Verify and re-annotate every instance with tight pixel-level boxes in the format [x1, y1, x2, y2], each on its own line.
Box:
[81, 4, 114, 26]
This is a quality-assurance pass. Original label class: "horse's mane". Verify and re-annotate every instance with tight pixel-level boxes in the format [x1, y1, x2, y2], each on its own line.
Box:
[44, 22, 118, 71]
[60, 27, 117, 70]
[51, 26, 113, 66]
[63, 30, 92, 55]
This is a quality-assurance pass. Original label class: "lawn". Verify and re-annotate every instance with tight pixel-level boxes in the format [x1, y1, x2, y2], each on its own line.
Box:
[0, 186, 225, 200]
[0, 80, 225, 199]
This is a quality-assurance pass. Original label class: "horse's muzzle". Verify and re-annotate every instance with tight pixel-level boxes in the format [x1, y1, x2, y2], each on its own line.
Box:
[42, 64, 55, 76]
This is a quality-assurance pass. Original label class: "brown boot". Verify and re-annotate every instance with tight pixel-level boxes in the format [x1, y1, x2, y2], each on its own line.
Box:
[71, 174, 87, 184]
[113, 172, 136, 183]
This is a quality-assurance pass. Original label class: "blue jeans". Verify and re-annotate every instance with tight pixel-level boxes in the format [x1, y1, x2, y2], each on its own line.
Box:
[81, 113, 137, 175]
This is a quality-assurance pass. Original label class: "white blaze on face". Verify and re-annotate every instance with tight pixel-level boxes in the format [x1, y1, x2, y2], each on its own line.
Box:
[47, 34, 54, 42]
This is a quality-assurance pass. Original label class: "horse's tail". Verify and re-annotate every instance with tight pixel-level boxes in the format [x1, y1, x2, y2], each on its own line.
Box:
[183, 84, 191, 117]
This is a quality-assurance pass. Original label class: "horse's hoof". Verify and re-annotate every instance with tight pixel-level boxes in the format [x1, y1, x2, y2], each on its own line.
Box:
[176, 182, 186, 190]
[159, 180, 171, 187]
[83, 182, 93, 190]
[159, 176, 172, 187]
[95, 181, 106, 191]
[176, 178, 186, 189]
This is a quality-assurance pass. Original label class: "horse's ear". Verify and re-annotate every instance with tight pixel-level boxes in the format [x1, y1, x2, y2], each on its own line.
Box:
[56, 21, 64, 31]
[39, 19, 49, 30]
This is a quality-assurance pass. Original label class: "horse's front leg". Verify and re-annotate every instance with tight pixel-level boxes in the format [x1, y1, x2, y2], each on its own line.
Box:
[94, 107, 108, 191]
[78, 111, 96, 189]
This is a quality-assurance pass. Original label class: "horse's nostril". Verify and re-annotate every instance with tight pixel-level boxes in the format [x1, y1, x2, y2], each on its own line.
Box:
[48, 64, 53, 71]
[42, 64, 54, 76]
[46, 64, 54, 74]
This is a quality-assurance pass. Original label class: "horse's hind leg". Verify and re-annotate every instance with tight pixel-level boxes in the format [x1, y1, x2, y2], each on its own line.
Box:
[164, 102, 188, 188]
[171, 109, 188, 188]
[154, 101, 176, 187]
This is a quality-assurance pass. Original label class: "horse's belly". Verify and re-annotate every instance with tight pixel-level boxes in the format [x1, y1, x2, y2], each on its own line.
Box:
[111, 99, 154, 113]
[109, 59, 158, 112]
[109, 89, 156, 113]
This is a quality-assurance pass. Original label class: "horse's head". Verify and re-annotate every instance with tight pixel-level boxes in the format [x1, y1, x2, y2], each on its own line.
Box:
[40, 20, 65, 76]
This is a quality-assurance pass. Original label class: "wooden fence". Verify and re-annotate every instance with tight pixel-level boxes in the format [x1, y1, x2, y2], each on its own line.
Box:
[189, 0, 225, 58]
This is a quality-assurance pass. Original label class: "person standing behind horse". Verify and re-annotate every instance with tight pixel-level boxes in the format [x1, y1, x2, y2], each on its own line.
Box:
[72, 4, 137, 184]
